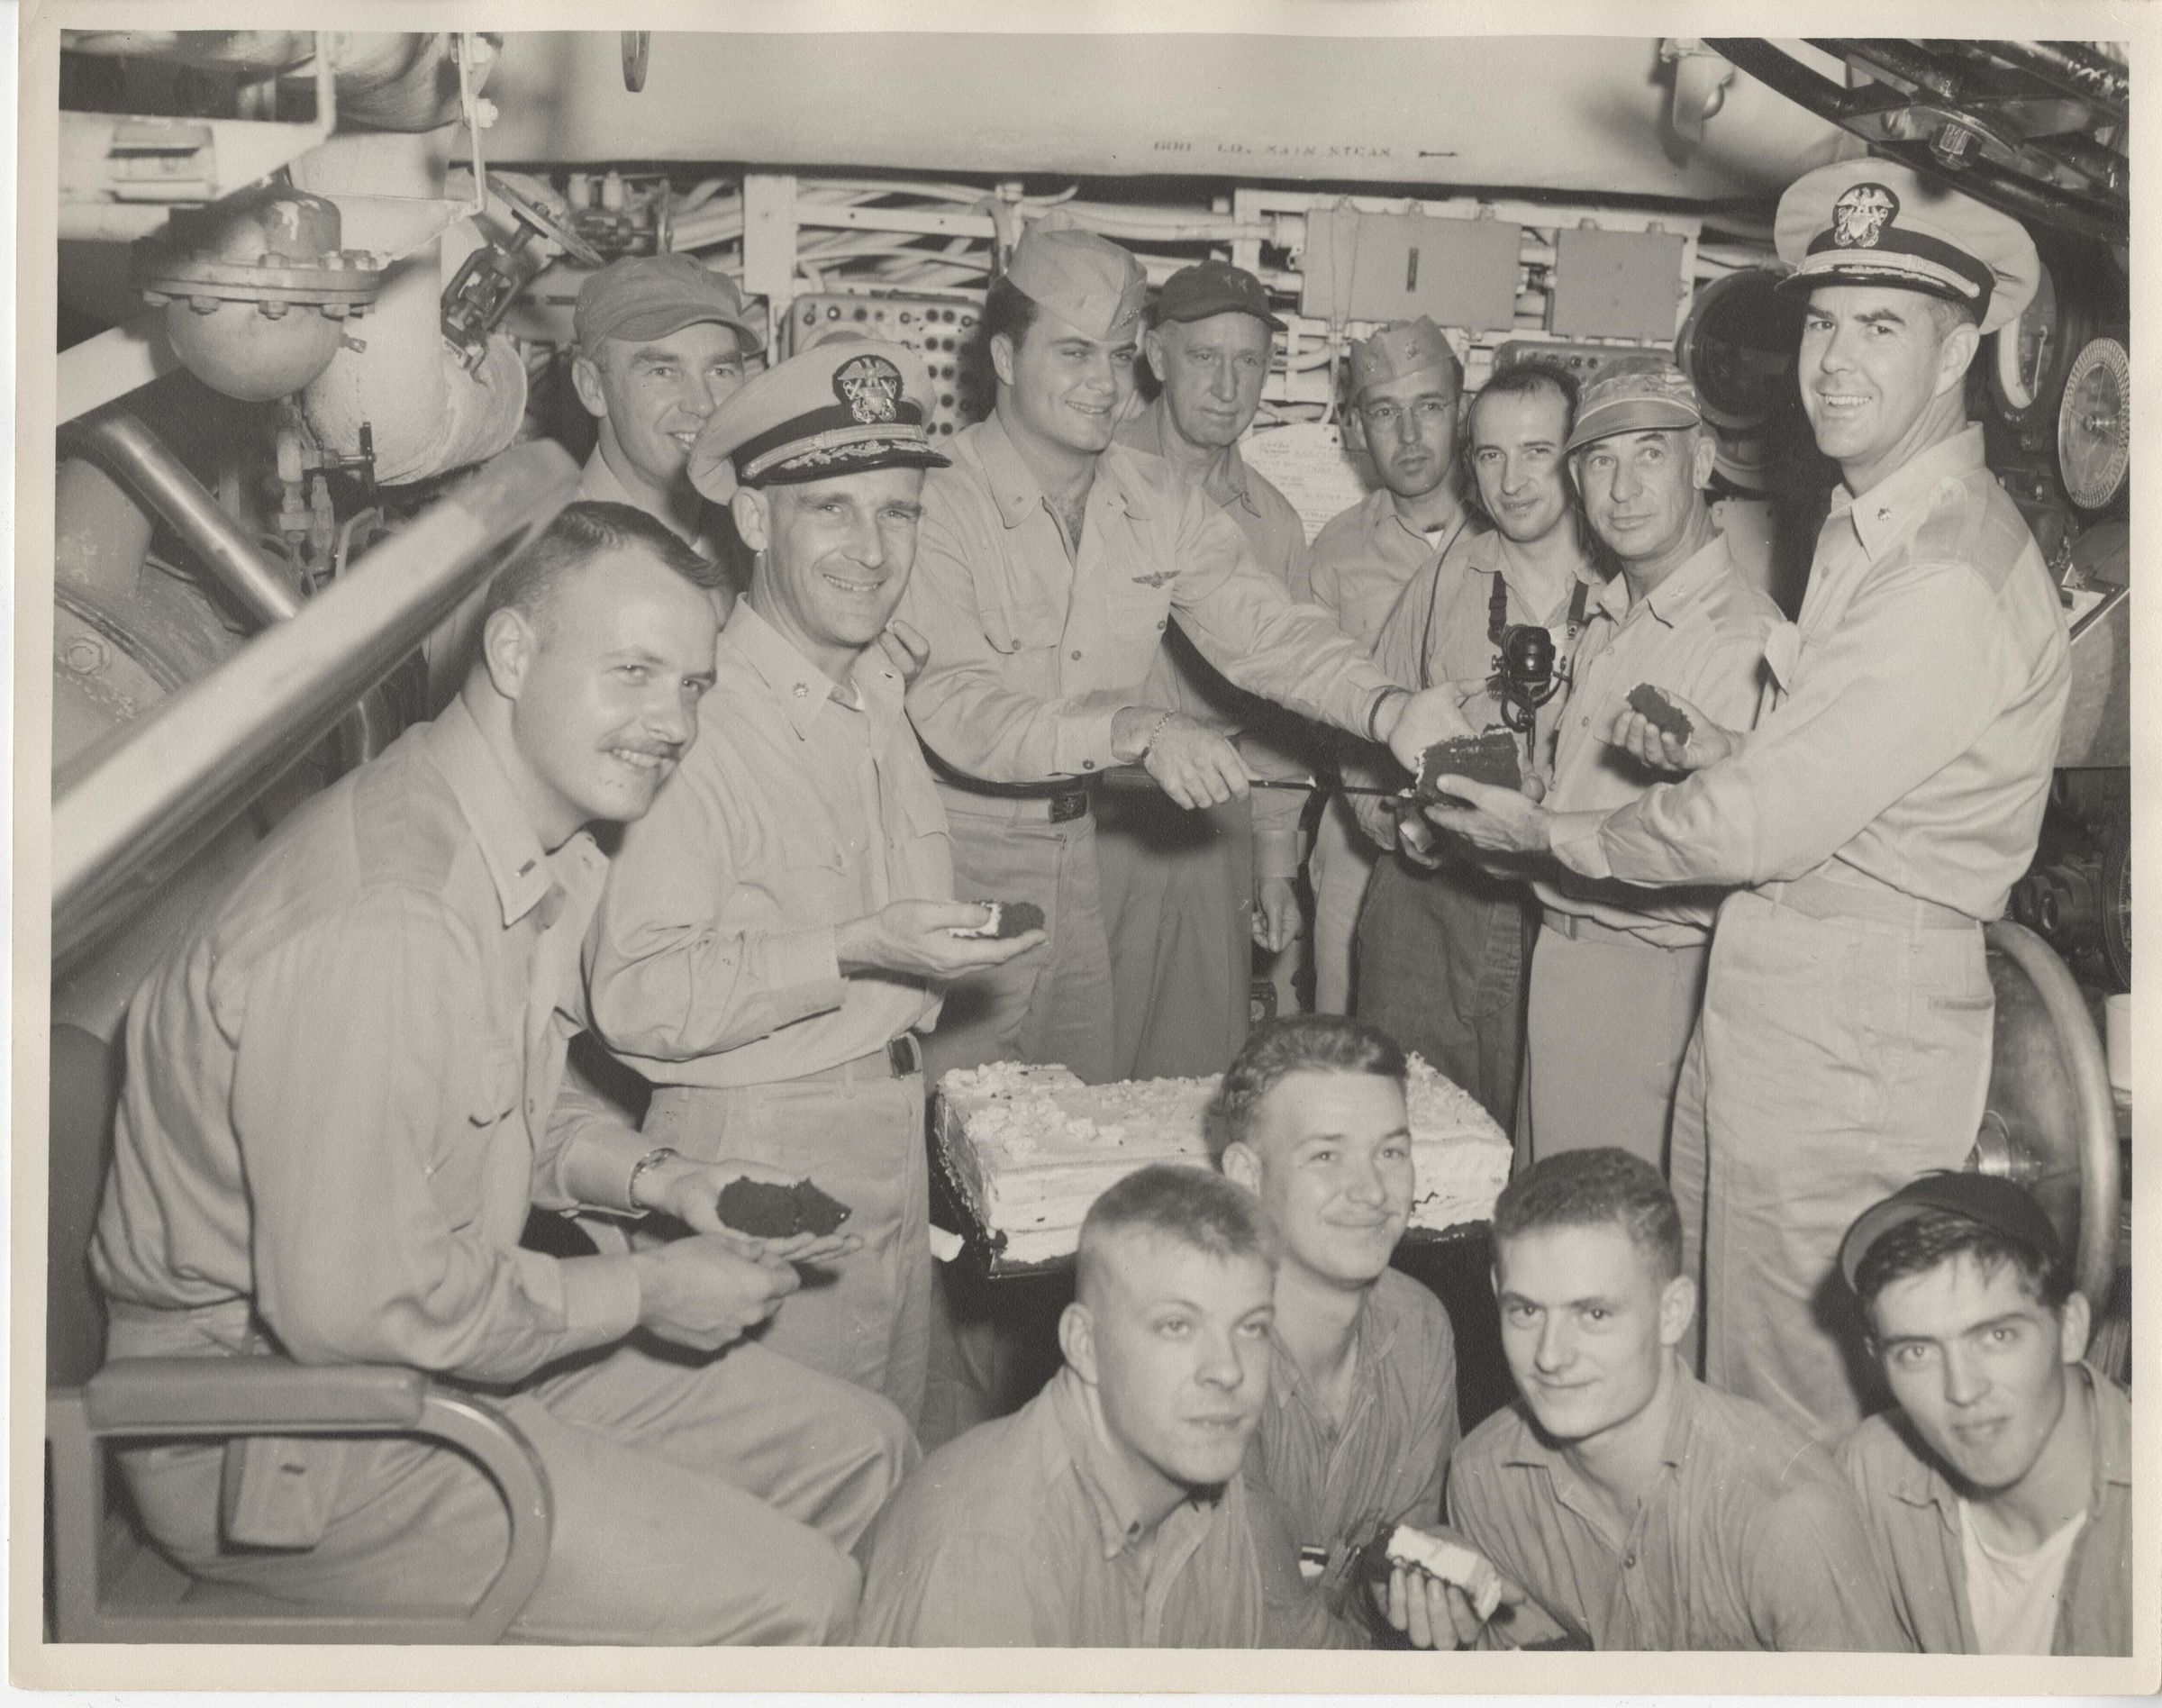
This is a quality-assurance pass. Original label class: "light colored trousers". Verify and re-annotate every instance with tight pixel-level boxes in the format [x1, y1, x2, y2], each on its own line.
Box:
[1307, 795, 1376, 1015]
[1521, 917, 1710, 1172]
[924, 800, 1116, 1086]
[1684, 885, 1992, 1445]
[110, 1315, 916, 1643]
[645, 1068, 933, 1427]
[1095, 786, 1253, 1080]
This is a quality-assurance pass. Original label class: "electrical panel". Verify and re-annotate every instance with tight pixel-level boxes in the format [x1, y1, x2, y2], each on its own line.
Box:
[780, 293, 978, 439]
[1299, 209, 1521, 332]
[1549, 227, 1687, 341]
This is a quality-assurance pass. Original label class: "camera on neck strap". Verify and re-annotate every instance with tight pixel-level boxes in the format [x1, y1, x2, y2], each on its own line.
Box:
[1487, 569, 1588, 737]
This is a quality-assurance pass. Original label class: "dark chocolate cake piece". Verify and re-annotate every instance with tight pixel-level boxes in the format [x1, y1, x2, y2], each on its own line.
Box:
[717, 1177, 853, 1239]
[1626, 682, 1694, 744]
[1414, 731, 1522, 805]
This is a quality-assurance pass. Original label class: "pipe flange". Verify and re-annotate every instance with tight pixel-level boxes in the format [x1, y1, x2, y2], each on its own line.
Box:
[135, 246, 389, 316]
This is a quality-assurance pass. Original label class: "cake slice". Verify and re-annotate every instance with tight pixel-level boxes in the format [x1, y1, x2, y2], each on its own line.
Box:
[1414, 731, 1522, 805]
[1626, 682, 1694, 744]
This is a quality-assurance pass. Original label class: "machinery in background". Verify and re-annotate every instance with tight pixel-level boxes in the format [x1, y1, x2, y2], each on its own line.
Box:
[46, 31, 2133, 1373]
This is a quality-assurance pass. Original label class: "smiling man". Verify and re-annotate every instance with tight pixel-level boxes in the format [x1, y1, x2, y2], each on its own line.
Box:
[1837, 1174, 2130, 1655]
[569, 253, 763, 596]
[1422, 163, 2069, 1443]
[1349, 355, 1601, 1132]
[584, 344, 1042, 1428]
[1446, 1149, 1905, 1651]
[1213, 1016, 1507, 1648]
[94, 503, 919, 1642]
[898, 218, 1476, 1092]
[858, 1165, 1317, 1646]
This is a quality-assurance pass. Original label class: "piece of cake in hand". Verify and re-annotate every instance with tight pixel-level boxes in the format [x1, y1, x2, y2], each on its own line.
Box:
[1357, 1523, 1504, 1622]
[948, 900, 1048, 940]
[1414, 731, 1522, 806]
[1625, 682, 1694, 745]
[716, 1177, 853, 1239]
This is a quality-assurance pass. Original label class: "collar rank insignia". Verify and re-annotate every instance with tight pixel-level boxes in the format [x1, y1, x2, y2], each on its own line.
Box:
[1830, 183, 1899, 250]
[834, 353, 904, 424]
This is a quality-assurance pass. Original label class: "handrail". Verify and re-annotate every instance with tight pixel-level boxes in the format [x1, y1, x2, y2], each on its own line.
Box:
[53, 439, 580, 970]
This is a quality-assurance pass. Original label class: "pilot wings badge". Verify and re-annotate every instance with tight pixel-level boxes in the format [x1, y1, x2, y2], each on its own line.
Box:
[1830, 183, 1899, 250]
[834, 353, 904, 424]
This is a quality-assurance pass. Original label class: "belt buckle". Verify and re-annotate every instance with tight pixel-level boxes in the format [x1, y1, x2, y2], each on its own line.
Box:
[886, 1032, 922, 1077]
[1049, 789, 1088, 823]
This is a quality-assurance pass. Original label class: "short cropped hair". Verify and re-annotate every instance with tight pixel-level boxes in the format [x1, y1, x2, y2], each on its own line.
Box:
[1470, 359, 1579, 440]
[1205, 1015, 1406, 1158]
[1852, 1208, 2073, 1317]
[1076, 1164, 1276, 1304]
[481, 500, 720, 637]
[1922, 295, 1981, 338]
[1491, 1147, 1684, 1284]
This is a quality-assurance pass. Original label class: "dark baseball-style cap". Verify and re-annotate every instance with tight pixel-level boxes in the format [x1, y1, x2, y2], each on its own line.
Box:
[1153, 259, 1286, 331]
[1839, 1170, 2064, 1294]
[574, 254, 766, 353]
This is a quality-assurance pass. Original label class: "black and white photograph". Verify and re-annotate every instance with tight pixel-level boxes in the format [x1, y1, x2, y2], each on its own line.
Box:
[16, 3, 2152, 1693]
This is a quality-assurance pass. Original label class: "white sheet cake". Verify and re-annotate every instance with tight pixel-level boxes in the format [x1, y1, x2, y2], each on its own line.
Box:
[936, 1057, 1512, 1267]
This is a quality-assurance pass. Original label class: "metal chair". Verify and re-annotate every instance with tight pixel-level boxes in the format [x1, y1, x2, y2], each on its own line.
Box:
[44, 1023, 555, 1642]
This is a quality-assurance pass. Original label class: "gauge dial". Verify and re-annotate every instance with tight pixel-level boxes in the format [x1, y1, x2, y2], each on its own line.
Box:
[1990, 261, 2059, 417]
[2058, 337, 2130, 511]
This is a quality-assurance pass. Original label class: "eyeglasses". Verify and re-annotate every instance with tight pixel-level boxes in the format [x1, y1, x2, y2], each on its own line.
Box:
[1357, 396, 1455, 432]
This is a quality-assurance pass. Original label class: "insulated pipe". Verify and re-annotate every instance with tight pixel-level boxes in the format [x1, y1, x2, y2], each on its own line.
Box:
[299, 221, 527, 486]
[54, 441, 579, 970]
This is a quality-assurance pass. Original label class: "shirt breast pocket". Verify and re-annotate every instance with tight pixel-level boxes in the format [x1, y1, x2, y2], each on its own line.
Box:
[1106, 575, 1171, 648]
[436, 1040, 521, 1231]
[966, 555, 1063, 654]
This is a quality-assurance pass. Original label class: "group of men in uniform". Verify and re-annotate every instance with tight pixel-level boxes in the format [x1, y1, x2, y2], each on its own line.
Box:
[81, 150, 2126, 1654]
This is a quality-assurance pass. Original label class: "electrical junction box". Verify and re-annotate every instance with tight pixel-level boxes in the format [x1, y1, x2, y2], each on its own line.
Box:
[1549, 227, 1687, 341]
[782, 293, 978, 439]
[1299, 209, 1520, 332]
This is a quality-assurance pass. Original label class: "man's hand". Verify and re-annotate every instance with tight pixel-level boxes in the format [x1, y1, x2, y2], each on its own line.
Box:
[1421, 776, 1554, 857]
[1140, 714, 1250, 809]
[835, 900, 1047, 980]
[1382, 1564, 1485, 1650]
[876, 618, 931, 686]
[635, 1154, 862, 1265]
[1252, 875, 1304, 951]
[1377, 685, 1480, 777]
[1391, 800, 1446, 870]
[631, 1232, 799, 1352]
[1608, 688, 1737, 775]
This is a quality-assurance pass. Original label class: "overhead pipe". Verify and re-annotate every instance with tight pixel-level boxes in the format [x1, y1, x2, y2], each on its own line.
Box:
[53, 440, 581, 971]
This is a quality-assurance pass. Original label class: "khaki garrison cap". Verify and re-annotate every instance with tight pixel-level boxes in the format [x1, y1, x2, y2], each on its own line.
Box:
[688, 339, 949, 504]
[1773, 159, 2039, 337]
[1346, 316, 1458, 399]
[1004, 213, 1149, 342]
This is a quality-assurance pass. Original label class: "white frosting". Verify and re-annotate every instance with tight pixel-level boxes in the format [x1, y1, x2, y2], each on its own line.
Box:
[1385, 1524, 1503, 1621]
[940, 1055, 1510, 1266]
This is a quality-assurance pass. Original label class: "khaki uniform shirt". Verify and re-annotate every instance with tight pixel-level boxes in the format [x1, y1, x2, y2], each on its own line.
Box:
[92, 700, 650, 1382]
[1448, 1358, 1909, 1650]
[1305, 486, 1466, 654]
[1351, 524, 1602, 842]
[858, 1366, 1279, 1647]
[576, 445, 737, 568]
[1115, 398, 1313, 855]
[1536, 531, 1781, 946]
[586, 604, 951, 1086]
[1248, 1267, 1460, 1549]
[1549, 427, 2072, 921]
[896, 410, 1401, 788]
[1839, 1365, 2132, 1656]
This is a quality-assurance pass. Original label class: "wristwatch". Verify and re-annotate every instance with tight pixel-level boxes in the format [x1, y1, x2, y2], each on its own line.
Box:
[626, 1145, 681, 1214]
